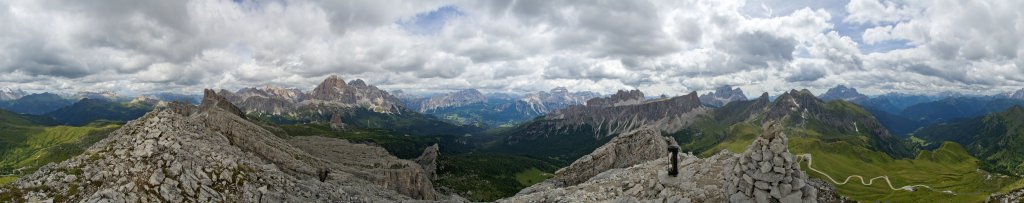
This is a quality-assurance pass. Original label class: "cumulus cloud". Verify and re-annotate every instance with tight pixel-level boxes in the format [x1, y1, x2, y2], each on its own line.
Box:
[0, 0, 1021, 97]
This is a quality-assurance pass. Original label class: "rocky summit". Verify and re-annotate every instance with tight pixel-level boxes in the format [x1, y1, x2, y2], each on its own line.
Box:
[700, 85, 748, 107]
[0, 90, 458, 202]
[724, 122, 818, 203]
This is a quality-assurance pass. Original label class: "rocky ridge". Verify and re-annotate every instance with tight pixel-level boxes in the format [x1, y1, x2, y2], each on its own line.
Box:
[219, 75, 405, 115]
[586, 89, 645, 108]
[520, 87, 601, 114]
[724, 122, 818, 203]
[700, 85, 748, 107]
[0, 90, 456, 202]
[548, 128, 675, 186]
[768, 89, 912, 158]
[538, 91, 707, 138]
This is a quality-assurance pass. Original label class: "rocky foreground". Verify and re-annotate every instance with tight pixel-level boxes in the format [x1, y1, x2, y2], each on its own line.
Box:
[500, 123, 843, 203]
[0, 90, 459, 202]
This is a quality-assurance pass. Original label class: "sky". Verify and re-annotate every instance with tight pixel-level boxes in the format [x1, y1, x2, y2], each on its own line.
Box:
[0, 0, 1022, 97]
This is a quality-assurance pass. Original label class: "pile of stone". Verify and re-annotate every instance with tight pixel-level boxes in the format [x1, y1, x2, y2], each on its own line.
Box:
[724, 123, 818, 203]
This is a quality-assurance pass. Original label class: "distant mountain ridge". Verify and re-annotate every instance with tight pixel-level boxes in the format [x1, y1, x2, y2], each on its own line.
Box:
[219, 75, 478, 135]
[818, 85, 868, 102]
[220, 76, 403, 115]
[699, 85, 747, 107]
[414, 89, 487, 112]
[0, 93, 75, 115]
[0, 88, 27, 101]
[520, 87, 601, 114]
[395, 87, 599, 127]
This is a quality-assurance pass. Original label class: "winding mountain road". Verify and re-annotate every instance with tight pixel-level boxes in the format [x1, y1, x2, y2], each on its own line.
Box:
[795, 154, 955, 195]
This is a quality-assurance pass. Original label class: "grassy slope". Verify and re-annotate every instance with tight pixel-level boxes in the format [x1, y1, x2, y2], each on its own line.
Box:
[514, 168, 554, 186]
[0, 110, 119, 185]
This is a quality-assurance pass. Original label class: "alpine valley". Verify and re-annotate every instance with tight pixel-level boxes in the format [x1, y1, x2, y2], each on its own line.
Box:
[4, 76, 1024, 202]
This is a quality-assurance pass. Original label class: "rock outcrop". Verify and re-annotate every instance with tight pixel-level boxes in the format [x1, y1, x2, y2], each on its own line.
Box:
[724, 122, 818, 203]
[503, 151, 736, 202]
[700, 85, 748, 107]
[0, 90, 454, 202]
[550, 128, 675, 186]
[414, 144, 440, 181]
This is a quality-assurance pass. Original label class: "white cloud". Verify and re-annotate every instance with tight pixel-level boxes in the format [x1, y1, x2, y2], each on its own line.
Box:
[0, 0, 1021, 97]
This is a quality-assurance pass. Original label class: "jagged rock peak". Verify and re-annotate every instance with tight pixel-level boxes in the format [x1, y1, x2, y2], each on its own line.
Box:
[316, 75, 347, 91]
[200, 89, 246, 119]
[725, 122, 818, 203]
[700, 85, 748, 107]
[414, 144, 440, 181]
[819, 85, 867, 102]
[348, 79, 367, 87]
[586, 89, 645, 107]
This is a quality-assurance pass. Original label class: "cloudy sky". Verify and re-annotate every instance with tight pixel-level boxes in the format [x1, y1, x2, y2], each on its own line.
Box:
[0, 0, 1022, 97]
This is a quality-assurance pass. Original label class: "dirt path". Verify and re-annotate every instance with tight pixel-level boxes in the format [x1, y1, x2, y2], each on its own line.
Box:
[795, 154, 955, 195]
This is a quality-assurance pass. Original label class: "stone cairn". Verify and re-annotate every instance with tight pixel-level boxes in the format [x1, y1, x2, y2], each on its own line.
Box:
[725, 122, 817, 203]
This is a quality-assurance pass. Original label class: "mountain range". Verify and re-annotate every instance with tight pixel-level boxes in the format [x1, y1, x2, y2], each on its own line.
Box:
[396, 87, 600, 127]
[218, 76, 479, 135]
[5, 82, 1024, 202]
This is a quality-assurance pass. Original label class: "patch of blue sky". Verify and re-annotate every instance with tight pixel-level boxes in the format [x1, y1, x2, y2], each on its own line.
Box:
[398, 5, 464, 36]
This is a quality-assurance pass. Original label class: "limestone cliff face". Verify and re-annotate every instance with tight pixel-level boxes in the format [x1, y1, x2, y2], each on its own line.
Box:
[550, 128, 673, 186]
[0, 90, 452, 202]
[528, 91, 706, 139]
[724, 122, 818, 203]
